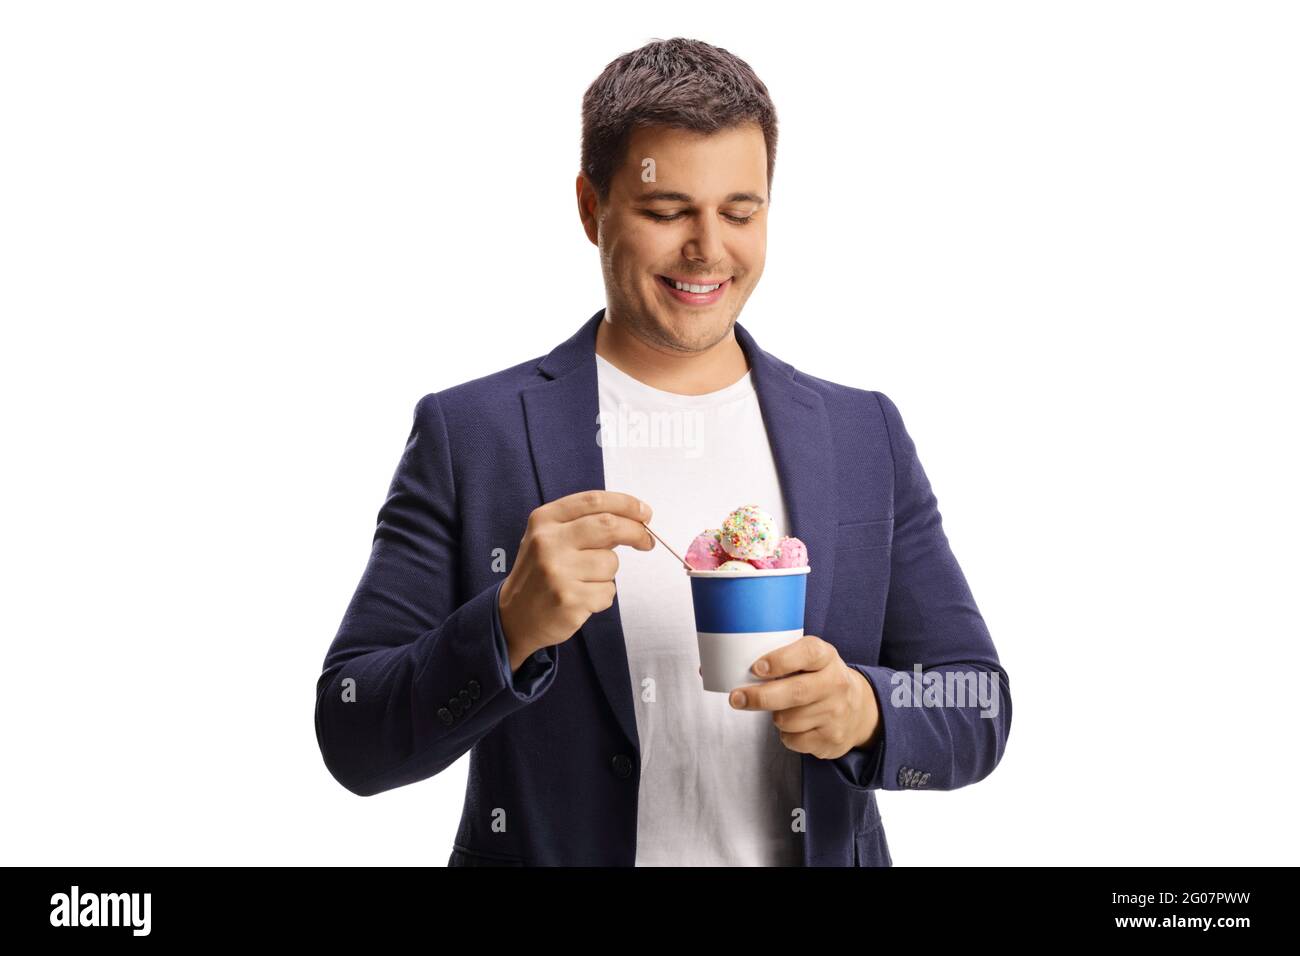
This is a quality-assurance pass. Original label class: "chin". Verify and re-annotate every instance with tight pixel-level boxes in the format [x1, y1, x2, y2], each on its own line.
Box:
[663, 313, 732, 347]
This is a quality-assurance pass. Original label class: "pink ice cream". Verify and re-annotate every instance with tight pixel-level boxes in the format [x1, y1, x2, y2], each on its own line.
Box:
[773, 536, 808, 568]
[747, 536, 808, 569]
[684, 508, 810, 572]
[684, 529, 727, 570]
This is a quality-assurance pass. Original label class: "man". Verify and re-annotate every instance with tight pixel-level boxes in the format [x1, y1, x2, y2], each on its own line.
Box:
[315, 37, 1011, 866]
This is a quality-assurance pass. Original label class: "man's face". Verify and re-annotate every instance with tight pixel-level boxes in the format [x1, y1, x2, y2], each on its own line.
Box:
[578, 122, 768, 354]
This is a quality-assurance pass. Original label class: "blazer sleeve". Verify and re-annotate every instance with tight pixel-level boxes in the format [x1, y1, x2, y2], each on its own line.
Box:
[315, 392, 559, 797]
[831, 390, 1011, 791]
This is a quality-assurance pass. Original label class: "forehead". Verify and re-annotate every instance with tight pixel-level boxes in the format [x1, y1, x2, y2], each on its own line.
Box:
[618, 123, 767, 196]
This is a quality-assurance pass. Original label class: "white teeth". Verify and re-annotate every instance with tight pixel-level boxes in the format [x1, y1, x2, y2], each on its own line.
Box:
[670, 279, 722, 293]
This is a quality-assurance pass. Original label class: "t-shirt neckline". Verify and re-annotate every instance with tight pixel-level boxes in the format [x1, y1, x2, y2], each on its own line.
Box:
[594, 352, 754, 408]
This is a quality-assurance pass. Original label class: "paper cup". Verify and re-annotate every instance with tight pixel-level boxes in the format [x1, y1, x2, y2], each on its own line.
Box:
[688, 565, 811, 693]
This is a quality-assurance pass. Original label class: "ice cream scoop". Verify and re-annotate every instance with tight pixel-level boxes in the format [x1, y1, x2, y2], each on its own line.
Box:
[715, 560, 755, 572]
[684, 529, 727, 570]
[746, 536, 807, 569]
[772, 536, 807, 568]
[719, 504, 780, 560]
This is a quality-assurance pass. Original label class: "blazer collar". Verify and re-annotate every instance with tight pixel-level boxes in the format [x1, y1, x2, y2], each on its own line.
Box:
[521, 308, 839, 755]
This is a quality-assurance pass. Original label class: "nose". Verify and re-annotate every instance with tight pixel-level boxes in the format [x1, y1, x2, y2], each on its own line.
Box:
[683, 214, 724, 266]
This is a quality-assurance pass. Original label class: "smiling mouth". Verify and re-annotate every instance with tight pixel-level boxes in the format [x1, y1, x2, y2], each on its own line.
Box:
[657, 274, 731, 294]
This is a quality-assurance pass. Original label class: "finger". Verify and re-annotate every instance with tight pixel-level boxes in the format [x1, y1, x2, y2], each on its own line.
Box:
[546, 489, 651, 525]
[576, 579, 617, 614]
[566, 512, 655, 551]
[749, 634, 833, 680]
[776, 726, 832, 758]
[729, 670, 827, 712]
[571, 547, 620, 582]
[769, 698, 835, 735]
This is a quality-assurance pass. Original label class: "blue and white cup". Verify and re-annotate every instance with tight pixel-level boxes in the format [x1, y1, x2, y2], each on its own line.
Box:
[688, 565, 811, 693]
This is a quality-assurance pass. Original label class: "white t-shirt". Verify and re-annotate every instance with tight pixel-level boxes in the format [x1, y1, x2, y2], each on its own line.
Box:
[594, 350, 803, 866]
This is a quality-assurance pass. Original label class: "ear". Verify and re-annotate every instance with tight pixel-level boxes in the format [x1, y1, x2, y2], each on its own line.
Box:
[575, 173, 600, 246]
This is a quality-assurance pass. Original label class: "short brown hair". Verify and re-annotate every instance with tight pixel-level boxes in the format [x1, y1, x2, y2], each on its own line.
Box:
[581, 37, 778, 202]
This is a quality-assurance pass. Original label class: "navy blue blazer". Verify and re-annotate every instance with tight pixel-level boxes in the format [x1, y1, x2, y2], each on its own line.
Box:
[315, 308, 1011, 866]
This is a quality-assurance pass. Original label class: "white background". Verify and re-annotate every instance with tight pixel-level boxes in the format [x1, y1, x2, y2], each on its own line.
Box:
[2, 1, 1296, 865]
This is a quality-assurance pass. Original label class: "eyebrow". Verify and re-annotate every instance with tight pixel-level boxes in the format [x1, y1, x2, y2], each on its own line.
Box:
[637, 190, 767, 207]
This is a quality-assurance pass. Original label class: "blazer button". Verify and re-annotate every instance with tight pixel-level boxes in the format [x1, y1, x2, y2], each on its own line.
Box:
[611, 754, 633, 778]
[448, 697, 464, 717]
[457, 689, 471, 708]
[898, 766, 928, 788]
[467, 680, 480, 700]
[437, 707, 454, 726]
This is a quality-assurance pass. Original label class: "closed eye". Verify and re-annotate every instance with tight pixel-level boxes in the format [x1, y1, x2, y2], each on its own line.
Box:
[644, 211, 755, 224]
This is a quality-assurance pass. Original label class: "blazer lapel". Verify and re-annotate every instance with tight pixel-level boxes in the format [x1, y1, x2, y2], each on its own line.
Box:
[521, 310, 641, 752]
[733, 321, 838, 639]
[521, 309, 839, 756]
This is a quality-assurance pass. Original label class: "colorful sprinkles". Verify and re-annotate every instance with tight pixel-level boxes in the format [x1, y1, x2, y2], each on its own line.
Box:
[720, 504, 779, 560]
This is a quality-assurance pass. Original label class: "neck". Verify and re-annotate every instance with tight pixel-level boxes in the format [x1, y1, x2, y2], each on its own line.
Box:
[594, 314, 750, 395]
